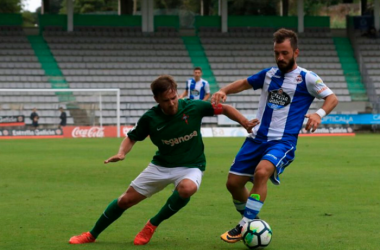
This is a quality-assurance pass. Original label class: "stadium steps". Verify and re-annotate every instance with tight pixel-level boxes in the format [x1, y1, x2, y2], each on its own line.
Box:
[27, 35, 76, 102]
[27, 35, 91, 124]
[181, 36, 219, 94]
[333, 37, 368, 101]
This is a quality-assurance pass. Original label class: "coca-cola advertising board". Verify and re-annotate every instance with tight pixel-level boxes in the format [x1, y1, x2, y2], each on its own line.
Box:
[62, 126, 134, 138]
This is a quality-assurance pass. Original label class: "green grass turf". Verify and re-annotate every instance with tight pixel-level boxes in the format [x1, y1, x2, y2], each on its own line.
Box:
[1, 135, 379, 250]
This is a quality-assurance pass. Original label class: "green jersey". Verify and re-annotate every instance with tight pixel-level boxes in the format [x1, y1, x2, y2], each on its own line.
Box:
[127, 99, 214, 171]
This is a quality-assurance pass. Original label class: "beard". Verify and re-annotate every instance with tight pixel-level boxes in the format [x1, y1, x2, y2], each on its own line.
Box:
[277, 56, 295, 73]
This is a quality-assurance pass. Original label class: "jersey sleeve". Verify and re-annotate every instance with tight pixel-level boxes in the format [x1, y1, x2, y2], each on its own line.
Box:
[247, 68, 271, 90]
[127, 114, 150, 141]
[204, 81, 210, 93]
[305, 71, 334, 99]
[192, 100, 214, 117]
[185, 80, 189, 91]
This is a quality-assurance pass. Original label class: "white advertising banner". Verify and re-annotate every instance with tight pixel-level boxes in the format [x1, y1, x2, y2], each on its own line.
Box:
[200, 127, 213, 137]
[211, 127, 249, 137]
[217, 114, 256, 125]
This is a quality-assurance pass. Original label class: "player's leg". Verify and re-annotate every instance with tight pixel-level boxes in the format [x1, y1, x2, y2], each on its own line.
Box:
[69, 163, 168, 244]
[221, 138, 263, 243]
[250, 160, 276, 201]
[235, 142, 295, 241]
[149, 179, 196, 226]
[134, 167, 202, 245]
[69, 186, 146, 244]
[234, 160, 275, 231]
[226, 173, 251, 215]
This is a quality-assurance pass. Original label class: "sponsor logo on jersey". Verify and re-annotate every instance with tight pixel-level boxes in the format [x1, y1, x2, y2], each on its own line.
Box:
[157, 125, 166, 131]
[317, 86, 328, 94]
[315, 79, 323, 85]
[315, 79, 329, 94]
[161, 130, 198, 146]
[267, 88, 291, 110]
[190, 89, 200, 96]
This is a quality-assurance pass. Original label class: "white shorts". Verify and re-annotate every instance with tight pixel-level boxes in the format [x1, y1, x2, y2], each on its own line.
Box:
[130, 163, 204, 197]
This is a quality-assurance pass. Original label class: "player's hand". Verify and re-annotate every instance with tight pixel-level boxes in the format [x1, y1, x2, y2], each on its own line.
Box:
[304, 113, 322, 132]
[211, 91, 227, 105]
[104, 154, 125, 164]
[244, 119, 260, 133]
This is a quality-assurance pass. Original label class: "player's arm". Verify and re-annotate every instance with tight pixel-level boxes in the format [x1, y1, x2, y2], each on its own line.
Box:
[202, 93, 210, 101]
[211, 78, 252, 104]
[178, 90, 188, 99]
[213, 103, 260, 133]
[104, 136, 136, 164]
[305, 94, 339, 132]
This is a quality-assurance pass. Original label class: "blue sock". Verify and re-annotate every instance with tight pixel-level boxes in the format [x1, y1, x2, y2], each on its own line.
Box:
[241, 194, 263, 225]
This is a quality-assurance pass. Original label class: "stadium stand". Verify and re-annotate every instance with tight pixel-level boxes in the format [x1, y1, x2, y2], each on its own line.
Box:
[42, 26, 213, 125]
[1, 21, 371, 128]
[199, 27, 355, 116]
[0, 25, 74, 127]
[345, 27, 380, 113]
[353, 34, 380, 95]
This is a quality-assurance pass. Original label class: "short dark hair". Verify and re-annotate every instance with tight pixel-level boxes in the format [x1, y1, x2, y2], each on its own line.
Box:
[273, 28, 298, 50]
[194, 67, 202, 72]
[151, 75, 177, 97]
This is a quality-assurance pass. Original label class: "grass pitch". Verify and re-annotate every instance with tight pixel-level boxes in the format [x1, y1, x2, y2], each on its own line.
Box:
[1, 134, 379, 250]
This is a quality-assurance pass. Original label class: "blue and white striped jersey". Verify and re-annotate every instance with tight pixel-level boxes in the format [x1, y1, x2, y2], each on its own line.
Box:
[247, 66, 334, 144]
[185, 78, 210, 100]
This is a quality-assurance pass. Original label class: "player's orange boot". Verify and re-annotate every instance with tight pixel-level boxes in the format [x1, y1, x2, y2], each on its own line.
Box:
[220, 224, 242, 243]
[69, 232, 96, 244]
[134, 220, 157, 245]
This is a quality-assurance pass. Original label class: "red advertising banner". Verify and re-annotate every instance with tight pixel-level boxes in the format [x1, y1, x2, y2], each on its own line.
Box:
[0, 115, 25, 127]
[0, 126, 134, 139]
[0, 128, 63, 139]
[62, 126, 134, 138]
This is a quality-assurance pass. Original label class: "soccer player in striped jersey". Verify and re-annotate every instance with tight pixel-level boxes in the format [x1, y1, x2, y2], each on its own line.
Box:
[68, 75, 259, 245]
[212, 28, 339, 243]
[179, 67, 210, 100]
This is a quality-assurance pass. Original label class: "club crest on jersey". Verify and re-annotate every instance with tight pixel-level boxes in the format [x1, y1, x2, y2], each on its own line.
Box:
[182, 113, 189, 124]
[296, 75, 303, 83]
[267, 88, 291, 110]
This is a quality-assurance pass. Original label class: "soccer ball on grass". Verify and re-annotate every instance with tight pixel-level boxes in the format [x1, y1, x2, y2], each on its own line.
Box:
[241, 219, 272, 249]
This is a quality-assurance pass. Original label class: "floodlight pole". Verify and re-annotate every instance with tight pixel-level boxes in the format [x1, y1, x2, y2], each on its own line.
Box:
[221, 0, 228, 33]
[67, 0, 74, 32]
[297, 0, 304, 33]
[375, 0, 380, 31]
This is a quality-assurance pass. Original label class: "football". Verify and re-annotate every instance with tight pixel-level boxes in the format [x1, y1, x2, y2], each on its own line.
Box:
[241, 219, 272, 249]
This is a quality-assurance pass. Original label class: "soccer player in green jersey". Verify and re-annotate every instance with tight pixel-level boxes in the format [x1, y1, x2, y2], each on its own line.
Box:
[69, 75, 259, 245]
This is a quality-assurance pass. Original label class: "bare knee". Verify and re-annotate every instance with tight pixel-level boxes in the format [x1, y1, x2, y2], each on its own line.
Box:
[177, 180, 197, 198]
[226, 175, 247, 193]
[117, 187, 146, 209]
[226, 179, 240, 193]
[254, 168, 269, 180]
[254, 163, 274, 183]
